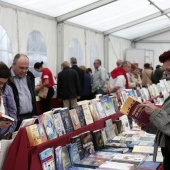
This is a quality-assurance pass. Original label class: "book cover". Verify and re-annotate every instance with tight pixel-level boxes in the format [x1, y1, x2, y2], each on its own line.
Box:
[19, 117, 37, 129]
[80, 131, 95, 157]
[72, 105, 86, 127]
[119, 115, 130, 132]
[110, 96, 119, 112]
[89, 151, 117, 160]
[95, 101, 107, 118]
[92, 130, 104, 151]
[77, 101, 94, 125]
[59, 108, 74, 133]
[67, 143, 80, 164]
[69, 109, 81, 130]
[132, 145, 154, 154]
[101, 128, 108, 145]
[102, 147, 129, 153]
[120, 96, 150, 125]
[112, 153, 147, 163]
[67, 166, 95, 170]
[74, 156, 109, 168]
[100, 96, 115, 116]
[55, 146, 63, 170]
[26, 124, 42, 147]
[71, 135, 85, 160]
[38, 111, 58, 140]
[136, 161, 160, 170]
[114, 120, 122, 134]
[0, 114, 14, 122]
[99, 161, 135, 170]
[37, 123, 48, 143]
[53, 112, 66, 136]
[62, 146, 71, 170]
[39, 147, 55, 170]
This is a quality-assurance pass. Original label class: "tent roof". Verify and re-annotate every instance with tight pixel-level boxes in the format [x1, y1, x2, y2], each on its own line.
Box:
[1, 0, 170, 41]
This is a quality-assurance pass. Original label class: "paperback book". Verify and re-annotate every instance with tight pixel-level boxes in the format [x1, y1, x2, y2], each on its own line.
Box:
[39, 147, 55, 170]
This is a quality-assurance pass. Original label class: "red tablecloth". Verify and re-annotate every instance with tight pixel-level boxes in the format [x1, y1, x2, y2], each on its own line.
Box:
[3, 112, 122, 170]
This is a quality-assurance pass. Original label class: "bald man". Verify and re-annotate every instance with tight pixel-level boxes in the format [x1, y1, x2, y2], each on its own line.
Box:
[8, 54, 37, 129]
[116, 59, 123, 67]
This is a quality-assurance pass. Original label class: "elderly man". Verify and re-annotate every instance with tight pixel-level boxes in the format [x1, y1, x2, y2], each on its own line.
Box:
[116, 59, 123, 67]
[92, 59, 107, 97]
[8, 54, 37, 129]
[139, 50, 170, 170]
[107, 61, 131, 95]
[57, 61, 81, 109]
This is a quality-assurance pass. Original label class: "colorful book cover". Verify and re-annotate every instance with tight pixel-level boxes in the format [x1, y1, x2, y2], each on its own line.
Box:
[67, 166, 95, 170]
[77, 101, 94, 125]
[39, 147, 55, 170]
[80, 131, 95, 157]
[99, 161, 135, 170]
[100, 96, 115, 116]
[37, 123, 48, 143]
[72, 105, 86, 127]
[112, 153, 147, 162]
[62, 146, 71, 170]
[67, 143, 80, 164]
[92, 130, 104, 151]
[69, 109, 81, 130]
[102, 147, 129, 153]
[120, 96, 150, 125]
[119, 115, 130, 132]
[59, 108, 74, 133]
[136, 161, 160, 170]
[132, 145, 154, 154]
[74, 156, 109, 168]
[101, 128, 108, 145]
[53, 112, 66, 136]
[71, 135, 85, 160]
[38, 111, 57, 140]
[89, 151, 117, 160]
[55, 146, 63, 170]
[26, 124, 42, 147]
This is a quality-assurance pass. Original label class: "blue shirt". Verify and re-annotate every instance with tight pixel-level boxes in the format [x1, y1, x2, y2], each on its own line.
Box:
[11, 69, 33, 114]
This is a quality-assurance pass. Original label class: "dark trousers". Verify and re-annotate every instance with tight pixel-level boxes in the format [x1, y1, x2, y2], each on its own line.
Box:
[41, 87, 54, 112]
[16, 112, 32, 130]
[163, 136, 170, 170]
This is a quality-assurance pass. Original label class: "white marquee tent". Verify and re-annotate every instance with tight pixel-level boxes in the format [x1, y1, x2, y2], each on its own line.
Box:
[0, 0, 170, 74]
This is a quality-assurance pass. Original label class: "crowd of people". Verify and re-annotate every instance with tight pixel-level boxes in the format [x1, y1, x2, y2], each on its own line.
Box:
[0, 51, 170, 169]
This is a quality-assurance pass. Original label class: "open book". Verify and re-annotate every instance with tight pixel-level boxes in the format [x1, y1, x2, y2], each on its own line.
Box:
[0, 115, 14, 122]
[120, 96, 150, 125]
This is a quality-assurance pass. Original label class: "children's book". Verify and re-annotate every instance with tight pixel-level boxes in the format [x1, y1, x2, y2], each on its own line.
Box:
[39, 147, 55, 170]
[100, 96, 115, 116]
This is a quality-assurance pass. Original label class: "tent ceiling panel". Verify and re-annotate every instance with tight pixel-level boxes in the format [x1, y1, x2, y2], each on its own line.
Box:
[112, 15, 170, 40]
[67, 0, 159, 31]
[153, 0, 170, 10]
[1, 0, 99, 17]
[1, 0, 170, 40]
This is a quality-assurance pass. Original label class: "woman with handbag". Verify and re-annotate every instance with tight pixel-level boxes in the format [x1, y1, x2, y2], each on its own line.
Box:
[34, 61, 54, 112]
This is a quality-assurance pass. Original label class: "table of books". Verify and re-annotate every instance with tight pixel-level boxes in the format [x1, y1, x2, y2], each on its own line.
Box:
[3, 112, 122, 170]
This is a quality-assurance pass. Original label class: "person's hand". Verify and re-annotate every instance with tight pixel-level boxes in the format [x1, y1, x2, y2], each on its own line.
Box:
[138, 101, 157, 115]
[77, 96, 80, 99]
[135, 81, 139, 86]
[35, 85, 41, 92]
[4, 132, 12, 139]
[0, 120, 12, 128]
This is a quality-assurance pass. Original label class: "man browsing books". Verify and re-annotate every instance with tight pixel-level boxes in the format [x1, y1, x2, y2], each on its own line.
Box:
[138, 50, 170, 170]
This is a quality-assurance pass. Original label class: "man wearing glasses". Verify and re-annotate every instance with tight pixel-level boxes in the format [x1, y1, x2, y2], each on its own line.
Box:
[8, 53, 37, 130]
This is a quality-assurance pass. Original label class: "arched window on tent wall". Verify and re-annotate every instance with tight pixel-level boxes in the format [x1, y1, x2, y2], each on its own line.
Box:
[0, 25, 12, 67]
[27, 30, 47, 77]
[68, 38, 83, 66]
[90, 42, 99, 73]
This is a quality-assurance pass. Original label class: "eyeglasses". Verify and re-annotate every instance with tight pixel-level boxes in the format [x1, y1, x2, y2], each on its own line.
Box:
[19, 66, 29, 71]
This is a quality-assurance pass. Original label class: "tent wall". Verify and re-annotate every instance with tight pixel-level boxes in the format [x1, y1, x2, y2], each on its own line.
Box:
[0, 4, 57, 76]
[108, 35, 131, 72]
[61, 23, 104, 73]
[135, 31, 170, 68]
